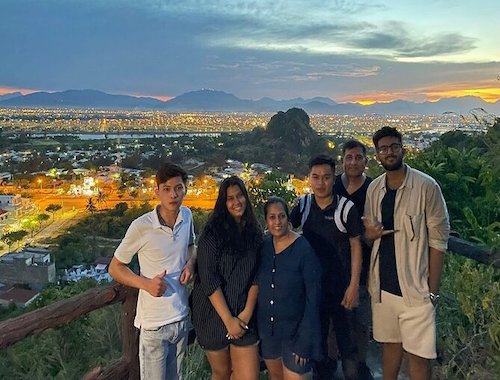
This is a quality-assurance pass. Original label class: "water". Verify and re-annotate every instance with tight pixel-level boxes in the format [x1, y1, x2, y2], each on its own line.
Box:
[28, 132, 221, 140]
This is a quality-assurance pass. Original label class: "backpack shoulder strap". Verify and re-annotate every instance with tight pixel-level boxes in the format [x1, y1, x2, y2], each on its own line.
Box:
[334, 194, 354, 233]
[299, 194, 312, 227]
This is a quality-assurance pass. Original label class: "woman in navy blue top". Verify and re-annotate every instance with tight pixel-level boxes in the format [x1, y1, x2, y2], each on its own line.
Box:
[257, 196, 322, 379]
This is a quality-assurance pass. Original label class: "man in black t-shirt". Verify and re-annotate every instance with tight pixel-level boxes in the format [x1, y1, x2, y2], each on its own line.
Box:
[334, 140, 374, 380]
[290, 155, 362, 380]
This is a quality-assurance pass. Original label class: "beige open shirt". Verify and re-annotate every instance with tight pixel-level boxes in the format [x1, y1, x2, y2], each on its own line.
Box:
[364, 164, 450, 307]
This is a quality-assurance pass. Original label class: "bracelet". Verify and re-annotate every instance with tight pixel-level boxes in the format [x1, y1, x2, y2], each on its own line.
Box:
[429, 292, 440, 303]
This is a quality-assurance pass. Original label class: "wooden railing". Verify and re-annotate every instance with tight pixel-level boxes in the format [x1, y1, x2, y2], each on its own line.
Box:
[448, 236, 500, 268]
[0, 236, 498, 379]
[0, 283, 140, 380]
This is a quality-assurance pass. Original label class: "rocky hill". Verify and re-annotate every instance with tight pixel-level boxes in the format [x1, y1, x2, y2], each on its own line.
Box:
[234, 108, 330, 174]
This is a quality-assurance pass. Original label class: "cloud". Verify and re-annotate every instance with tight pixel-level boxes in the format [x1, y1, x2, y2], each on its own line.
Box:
[397, 33, 477, 58]
[348, 21, 477, 58]
[0, 0, 496, 102]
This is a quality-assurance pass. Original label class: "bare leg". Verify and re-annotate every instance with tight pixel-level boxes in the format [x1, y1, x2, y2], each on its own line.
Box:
[407, 352, 430, 380]
[206, 349, 232, 380]
[230, 344, 259, 380]
[282, 364, 312, 380]
[382, 343, 404, 380]
[265, 359, 284, 380]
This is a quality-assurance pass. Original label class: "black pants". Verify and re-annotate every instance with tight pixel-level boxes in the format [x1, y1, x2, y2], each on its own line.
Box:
[315, 297, 358, 380]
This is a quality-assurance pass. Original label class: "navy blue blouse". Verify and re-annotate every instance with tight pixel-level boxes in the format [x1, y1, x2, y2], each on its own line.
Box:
[256, 235, 322, 360]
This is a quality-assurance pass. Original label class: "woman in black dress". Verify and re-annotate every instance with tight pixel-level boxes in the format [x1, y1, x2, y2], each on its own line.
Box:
[257, 196, 322, 380]
[191, 176, 263, 380]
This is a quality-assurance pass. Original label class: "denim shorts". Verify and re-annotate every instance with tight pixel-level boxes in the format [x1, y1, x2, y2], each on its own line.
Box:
[260, 338, 312, 375]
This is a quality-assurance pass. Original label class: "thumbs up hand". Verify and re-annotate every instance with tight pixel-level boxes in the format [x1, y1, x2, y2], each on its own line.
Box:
[146, 270, 167, 297]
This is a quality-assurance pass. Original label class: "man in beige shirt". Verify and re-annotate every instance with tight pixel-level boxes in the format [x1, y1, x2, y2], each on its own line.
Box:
[364, 127, 450, 380]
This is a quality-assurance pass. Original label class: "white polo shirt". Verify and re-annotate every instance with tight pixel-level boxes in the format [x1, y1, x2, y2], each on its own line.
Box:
[114, 205, 195, 329]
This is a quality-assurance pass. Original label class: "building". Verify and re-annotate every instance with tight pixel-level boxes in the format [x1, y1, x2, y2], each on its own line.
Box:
[62, 261, 112, 284]
[0, 172, 13, 184]
[0, 286, 40, 307]
[0, 247, 56, 290]
[0, 194, 36, 219]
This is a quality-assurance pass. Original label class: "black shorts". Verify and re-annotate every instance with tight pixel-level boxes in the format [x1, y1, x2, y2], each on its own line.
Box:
[198, 325, 259, 351]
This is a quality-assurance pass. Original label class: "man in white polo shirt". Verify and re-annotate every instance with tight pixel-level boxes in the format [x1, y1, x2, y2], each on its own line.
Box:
[109, 162, 196, 380]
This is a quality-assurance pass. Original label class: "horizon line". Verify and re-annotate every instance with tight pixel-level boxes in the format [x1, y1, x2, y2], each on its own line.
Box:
[0, 86, 498, 105]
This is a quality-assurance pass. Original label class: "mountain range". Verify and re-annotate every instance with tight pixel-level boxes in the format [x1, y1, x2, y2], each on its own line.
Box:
[0, 89, 499, 116]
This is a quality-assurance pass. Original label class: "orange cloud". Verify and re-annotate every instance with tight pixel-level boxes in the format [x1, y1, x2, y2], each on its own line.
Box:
[0, 86, 38, 95]
[127, 92, 173, 101]
[151, 95, 173, 102]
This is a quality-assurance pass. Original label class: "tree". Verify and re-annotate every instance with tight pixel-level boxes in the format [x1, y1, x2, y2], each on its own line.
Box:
[86, 198, 97, 215]
[248, 171, 297, 222]
[407, 124, 500, 249]
[21, 217, 39, 237]
[46, 203, 62, 221]
[37, 213, 50, 229]
[96, 190, 108, 209]
[1, 230, 28, 252]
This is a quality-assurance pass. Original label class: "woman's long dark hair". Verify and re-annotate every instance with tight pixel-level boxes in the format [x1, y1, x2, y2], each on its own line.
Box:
[203, 176, 262, 254]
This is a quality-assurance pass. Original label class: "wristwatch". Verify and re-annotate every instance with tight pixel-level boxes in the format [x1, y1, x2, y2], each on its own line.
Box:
[430, 292, 440, 305]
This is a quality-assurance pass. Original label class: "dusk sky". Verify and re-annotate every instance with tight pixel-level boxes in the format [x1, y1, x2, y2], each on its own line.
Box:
[1, 0, 499, 104]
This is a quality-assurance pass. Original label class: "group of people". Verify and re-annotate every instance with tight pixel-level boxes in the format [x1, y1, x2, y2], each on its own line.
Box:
[108, 126, 450, 380]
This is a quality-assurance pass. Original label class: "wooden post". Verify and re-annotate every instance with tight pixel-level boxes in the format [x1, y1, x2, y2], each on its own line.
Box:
[122, 286, 139, 380]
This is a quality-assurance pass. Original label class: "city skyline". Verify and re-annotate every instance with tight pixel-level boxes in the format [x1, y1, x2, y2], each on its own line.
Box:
[1, 0, 499, 104]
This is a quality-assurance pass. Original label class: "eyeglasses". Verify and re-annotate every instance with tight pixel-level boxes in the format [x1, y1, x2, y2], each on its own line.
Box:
[376, 143, 402, 154]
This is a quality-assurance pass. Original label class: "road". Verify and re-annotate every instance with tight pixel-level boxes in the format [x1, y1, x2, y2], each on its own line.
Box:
[31, 191, 216, 212]
[0, 209, 84, 256]
[1, 190, 215, 256]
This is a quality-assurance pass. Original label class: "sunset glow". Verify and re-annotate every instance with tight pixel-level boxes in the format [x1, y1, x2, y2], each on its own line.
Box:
[342, 86, 500, 105]
[424, 88, 500, 103]
[150, 95, 174, 102]
[0, 86, 37, 96]
[128, 92, 173, 102]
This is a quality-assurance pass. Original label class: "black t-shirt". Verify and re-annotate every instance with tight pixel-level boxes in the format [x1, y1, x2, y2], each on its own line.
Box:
[379, 188, 402, 296]
[333, 175, 372, 286]
[290, 194, 362, 299]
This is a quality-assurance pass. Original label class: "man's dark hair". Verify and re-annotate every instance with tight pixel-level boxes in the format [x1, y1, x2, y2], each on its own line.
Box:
[372, 126, 403, 148]
[342, 139, 367, 156]
[155, 162, 188, 186]
[308, 154, 336, 172]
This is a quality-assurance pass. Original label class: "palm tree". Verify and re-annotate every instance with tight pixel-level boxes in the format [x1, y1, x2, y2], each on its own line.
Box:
[96, 190, 108, 209]
[86, 197, 97, 215]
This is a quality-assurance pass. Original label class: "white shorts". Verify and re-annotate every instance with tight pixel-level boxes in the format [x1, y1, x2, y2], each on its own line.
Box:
[372, 290, 436, 359]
